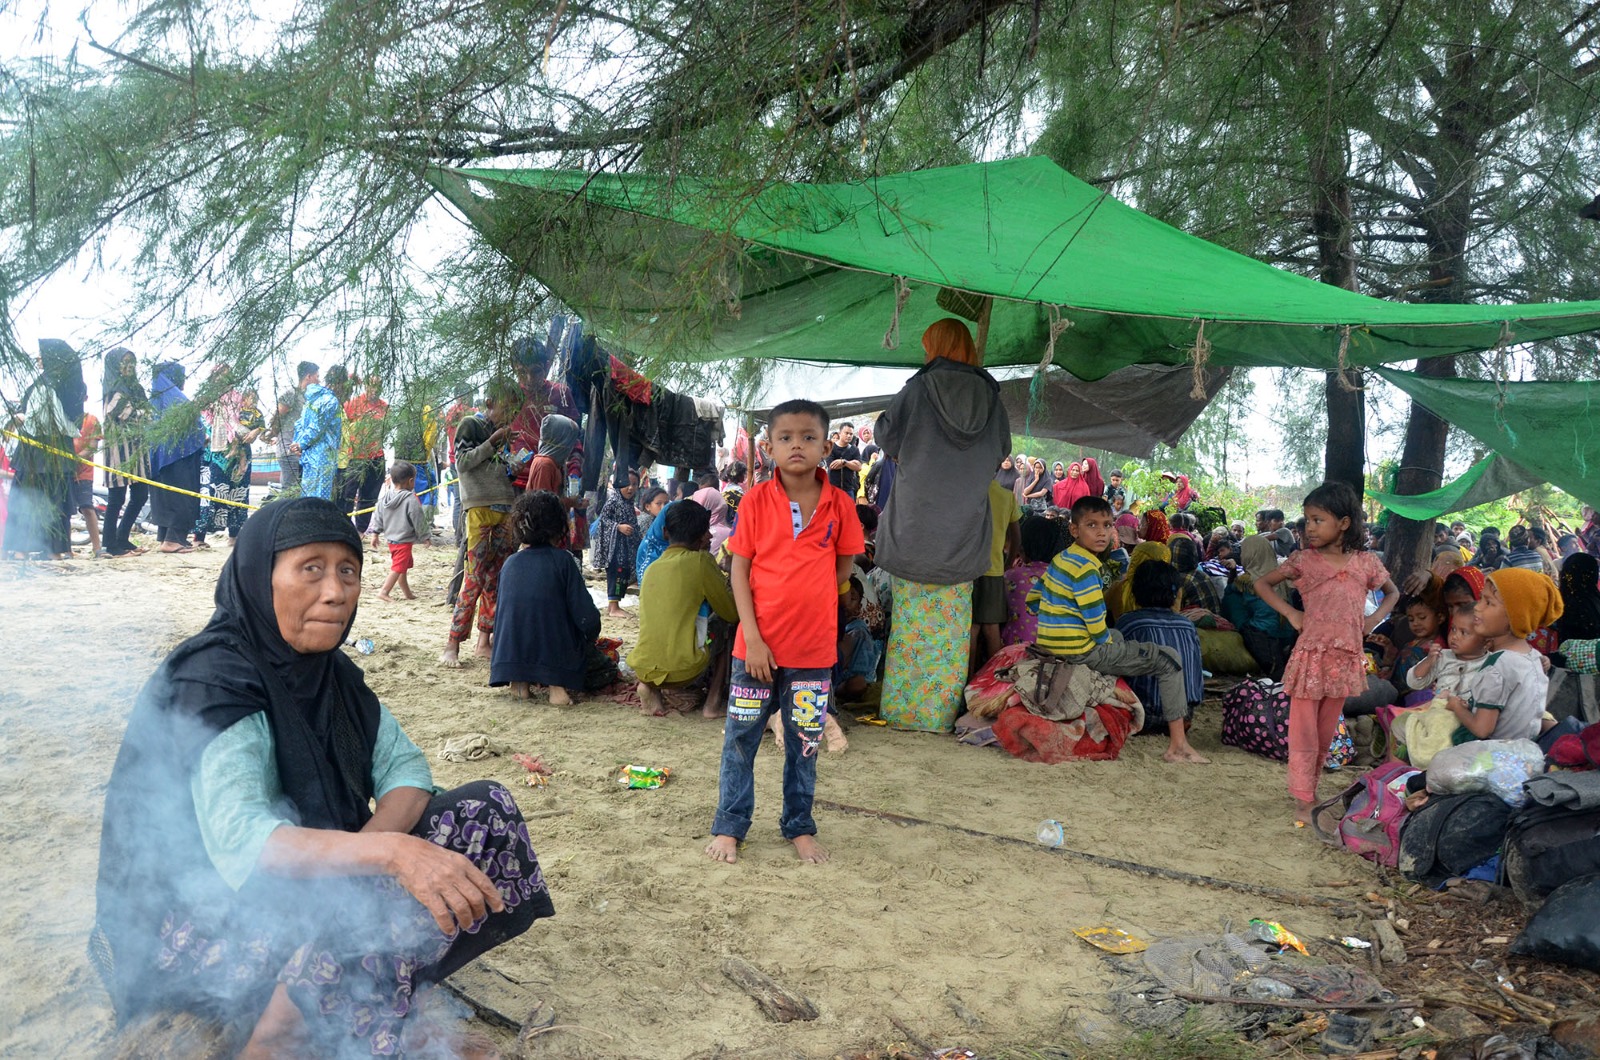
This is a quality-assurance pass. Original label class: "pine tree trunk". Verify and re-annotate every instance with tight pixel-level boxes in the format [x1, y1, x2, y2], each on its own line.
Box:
[1289, 0, 1365, 492]
[1377, 50, 1480, 586]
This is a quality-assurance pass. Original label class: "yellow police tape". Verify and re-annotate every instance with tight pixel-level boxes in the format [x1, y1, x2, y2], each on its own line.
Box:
[0, 427, 450, 519]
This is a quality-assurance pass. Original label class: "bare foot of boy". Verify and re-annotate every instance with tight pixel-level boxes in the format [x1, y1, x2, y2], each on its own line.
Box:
[823, 715, 849, 754]
[638, 682, 669, 717]
[511, 681, 530, 700]
[401, 589, 416, 600]
[548, 686, 572, 706]
[705, 835, 739, 863]
[791, 835, 829, 863]
[439, 644, 462, 667]
[701, 696, 726, 719]
[1163, 748, 1210, 764]
[767, 714, 786, 750]
[1294, 800, 1315, 827]
[607, 604, 624, 618]
[377, 592, 393, 602]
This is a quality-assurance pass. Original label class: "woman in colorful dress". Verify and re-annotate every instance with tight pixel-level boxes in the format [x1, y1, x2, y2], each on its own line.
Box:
[92, 498, 551, 1055]
[875, 318, 1011, 732]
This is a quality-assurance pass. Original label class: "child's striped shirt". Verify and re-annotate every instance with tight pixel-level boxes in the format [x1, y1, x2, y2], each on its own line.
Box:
[1031, 543, 1110, 656]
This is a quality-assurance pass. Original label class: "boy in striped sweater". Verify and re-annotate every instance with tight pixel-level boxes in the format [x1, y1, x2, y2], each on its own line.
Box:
[1033, 495, 1209, 764]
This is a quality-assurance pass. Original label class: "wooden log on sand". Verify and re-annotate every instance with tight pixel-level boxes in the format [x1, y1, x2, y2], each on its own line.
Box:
[720, 958, 819, 1023]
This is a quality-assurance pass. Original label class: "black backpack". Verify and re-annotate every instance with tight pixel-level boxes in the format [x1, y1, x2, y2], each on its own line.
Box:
[1398, 793, 1514, 888]
[1502, 802, 1600, 909]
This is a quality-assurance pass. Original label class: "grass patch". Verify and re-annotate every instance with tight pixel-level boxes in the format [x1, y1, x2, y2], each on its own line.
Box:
[994, 1013, 1270, 1060]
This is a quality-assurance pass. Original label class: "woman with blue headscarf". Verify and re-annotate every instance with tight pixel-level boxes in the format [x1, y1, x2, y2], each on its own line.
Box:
[148, 362, 207, 553]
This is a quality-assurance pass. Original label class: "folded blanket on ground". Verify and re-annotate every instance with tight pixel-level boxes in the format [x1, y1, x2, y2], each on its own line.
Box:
[1525, 771, 1600, 809]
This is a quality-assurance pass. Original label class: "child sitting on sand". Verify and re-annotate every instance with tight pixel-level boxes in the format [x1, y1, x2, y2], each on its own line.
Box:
[834, 576, 879, 702]
[1442, 568, 1562, 742]
[1032, 495, 1208, 765]
[1393, 615, 1490, 766]
[368, 460, 429, 602]
[707, 399, 863, 866]
[629, 500, 738, 717]
[1391, 591, 1449, 692]
[490, 490, 601, 705]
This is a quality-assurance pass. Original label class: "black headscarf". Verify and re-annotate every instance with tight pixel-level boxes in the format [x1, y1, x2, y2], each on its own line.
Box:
[1557, 552, 1600, 642]
[93, 498, 380, 1025]
[40, 338, 87, 424]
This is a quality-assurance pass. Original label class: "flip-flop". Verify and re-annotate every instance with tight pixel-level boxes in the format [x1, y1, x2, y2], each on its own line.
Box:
[160, 545, 196, 554]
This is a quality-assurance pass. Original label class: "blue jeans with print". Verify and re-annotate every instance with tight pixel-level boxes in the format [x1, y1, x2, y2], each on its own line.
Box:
[711, 659, 832, 841]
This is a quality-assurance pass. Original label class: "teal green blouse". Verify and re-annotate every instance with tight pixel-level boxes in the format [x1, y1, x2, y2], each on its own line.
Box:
[190, 706, 432, 889]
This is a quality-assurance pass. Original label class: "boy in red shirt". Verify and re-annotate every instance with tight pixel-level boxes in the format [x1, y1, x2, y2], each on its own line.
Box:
[706, 400, 863, 865]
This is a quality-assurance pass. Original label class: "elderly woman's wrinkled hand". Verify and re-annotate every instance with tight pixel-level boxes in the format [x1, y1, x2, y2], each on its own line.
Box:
[389, 834, 505, 935]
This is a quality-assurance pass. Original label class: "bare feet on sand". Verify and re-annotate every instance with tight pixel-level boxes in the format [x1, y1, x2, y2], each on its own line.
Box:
[439, 643, 462, 667]
[791, 835, 829, 863]
[701, 696, 726, 719]
[511, 681, 530, 700]
[1163, 747, 1211, 764]
[638, 681, 668, 717]
[824, 715, 848, 753]
[548, 686, 572, 705]
[1295, 799, 1315, 827]
[607, 603, 624, 618]
[377, 592, 392, 602]
[473, 634, 493, 660]
[768, 714, 848, 753]
[705, 835, 739, 863]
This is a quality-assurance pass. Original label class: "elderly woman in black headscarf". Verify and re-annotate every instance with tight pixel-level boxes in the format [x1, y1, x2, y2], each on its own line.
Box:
[93, 498, 552, 1055]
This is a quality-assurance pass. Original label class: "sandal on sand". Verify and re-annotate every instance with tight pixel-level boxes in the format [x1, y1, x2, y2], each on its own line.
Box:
[160, 545, 196, 554]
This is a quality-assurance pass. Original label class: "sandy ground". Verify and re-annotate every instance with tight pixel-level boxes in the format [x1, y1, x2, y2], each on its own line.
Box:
[0, 533, 1377, 1059]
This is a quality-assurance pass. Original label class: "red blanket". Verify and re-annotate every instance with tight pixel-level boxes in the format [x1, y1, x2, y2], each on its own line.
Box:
[991, 686, 1138, 763]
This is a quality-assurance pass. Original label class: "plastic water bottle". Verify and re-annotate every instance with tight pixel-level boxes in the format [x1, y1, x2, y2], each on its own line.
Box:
[345, 636, 375, 655]
[1037, 820, 1065, 848]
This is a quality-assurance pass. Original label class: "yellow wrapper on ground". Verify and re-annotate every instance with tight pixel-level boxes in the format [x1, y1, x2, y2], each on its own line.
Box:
[1072, 926, 1148, 954]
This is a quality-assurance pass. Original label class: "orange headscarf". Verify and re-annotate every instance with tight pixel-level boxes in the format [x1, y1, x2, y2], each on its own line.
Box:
[922, 318, 980, 367]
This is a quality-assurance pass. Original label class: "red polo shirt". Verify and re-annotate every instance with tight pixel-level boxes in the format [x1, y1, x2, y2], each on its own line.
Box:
[728, 469, 865, 669]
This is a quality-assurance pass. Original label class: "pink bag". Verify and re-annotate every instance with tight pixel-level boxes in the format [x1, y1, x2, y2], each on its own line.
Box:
[1311, 760, 1417, 867]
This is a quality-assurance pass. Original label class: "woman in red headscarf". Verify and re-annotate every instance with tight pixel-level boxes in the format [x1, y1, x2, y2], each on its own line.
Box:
[876, 318, 1011, 732]
[1141, 508, 1171, 545]
[1051, 461, 1089, 509]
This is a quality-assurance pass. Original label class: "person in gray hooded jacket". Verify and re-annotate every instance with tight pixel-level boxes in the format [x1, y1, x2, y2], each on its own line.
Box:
[874, 317, 1011, 731]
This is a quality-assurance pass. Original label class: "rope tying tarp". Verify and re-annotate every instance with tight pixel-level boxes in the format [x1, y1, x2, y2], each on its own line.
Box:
[881, 275, 911, 350]
[1188, 319, 1211, 400]
[1333, 325, 1361, 393]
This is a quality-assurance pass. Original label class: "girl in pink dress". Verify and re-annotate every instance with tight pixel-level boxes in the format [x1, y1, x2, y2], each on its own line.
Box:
[1254, 481, 1399, 825]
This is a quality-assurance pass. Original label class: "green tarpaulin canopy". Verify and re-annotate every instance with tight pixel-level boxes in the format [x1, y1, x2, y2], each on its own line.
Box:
[1377, 368, 1600, 507]
[428, 157, 1600, 380]
[1368, 453, 1544, 521]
